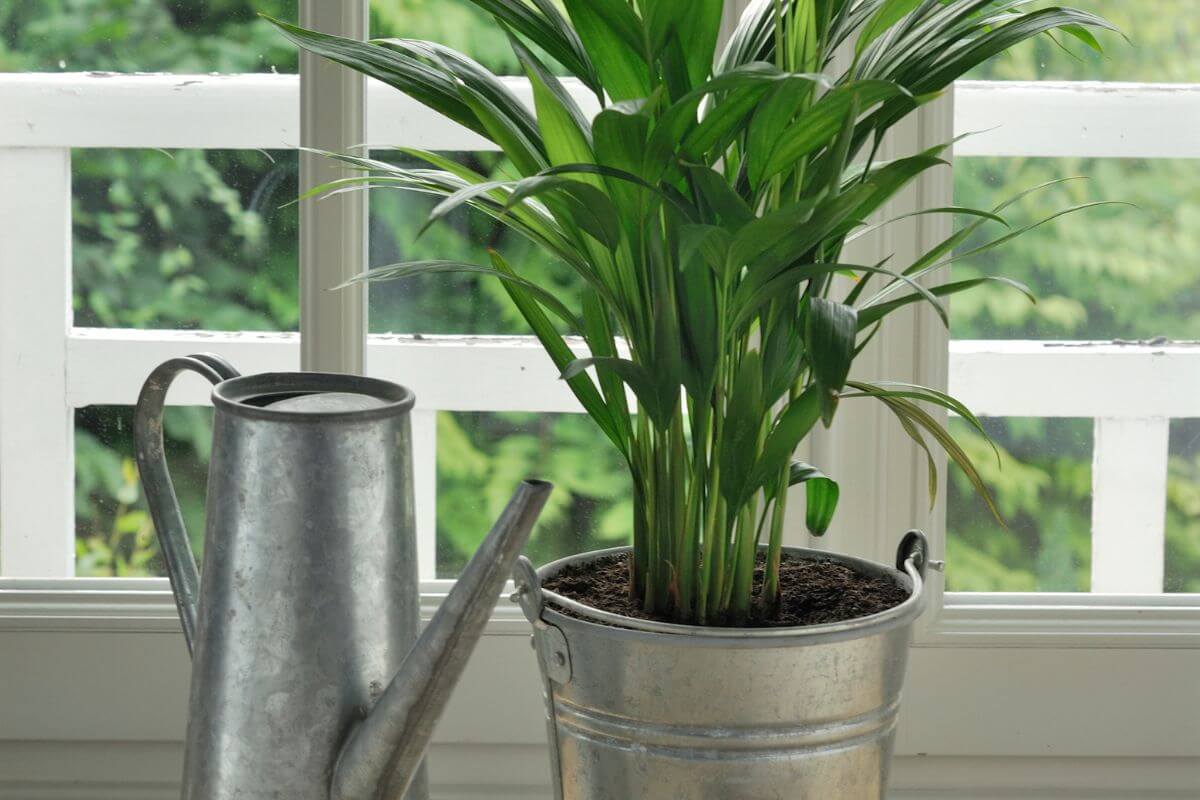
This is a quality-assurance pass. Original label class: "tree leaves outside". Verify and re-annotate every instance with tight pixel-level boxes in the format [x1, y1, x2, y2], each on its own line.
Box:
[4, 0, 1195, 593]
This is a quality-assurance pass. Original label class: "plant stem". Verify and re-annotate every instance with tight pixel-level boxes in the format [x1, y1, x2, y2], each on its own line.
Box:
[678, 401, 708, 621]
[697, 418, 723, 624]
[761, 468, 791, 614]
[728, 497, 761, 622]
[669, 409, 689, 614]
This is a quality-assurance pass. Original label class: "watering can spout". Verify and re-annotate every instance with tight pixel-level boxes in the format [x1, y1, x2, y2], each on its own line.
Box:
[331, 479, 553, 800]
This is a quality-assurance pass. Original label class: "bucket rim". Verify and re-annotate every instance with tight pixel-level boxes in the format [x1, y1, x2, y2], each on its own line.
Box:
[534, 545, 925, 645]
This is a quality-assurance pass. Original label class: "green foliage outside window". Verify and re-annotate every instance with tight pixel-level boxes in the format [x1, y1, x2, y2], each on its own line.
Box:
[948, 0, 1200, 592]
[3, 0, 1195, 590]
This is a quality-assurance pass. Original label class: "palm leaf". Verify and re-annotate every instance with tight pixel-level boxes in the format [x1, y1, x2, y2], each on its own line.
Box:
[271, 0, 1118, 623]
[561, 0, 652, 101]
[490, 251, 628, 455]
[857, 275, 1034, 328]
[464, 0, 603, 96]
[264, 17, 485, 137]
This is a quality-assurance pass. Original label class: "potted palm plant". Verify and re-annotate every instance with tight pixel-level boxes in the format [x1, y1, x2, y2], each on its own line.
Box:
[270, 1, 1112, 796]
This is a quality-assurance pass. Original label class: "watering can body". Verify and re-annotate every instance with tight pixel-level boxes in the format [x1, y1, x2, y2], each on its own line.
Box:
[134, 354, 551, 800]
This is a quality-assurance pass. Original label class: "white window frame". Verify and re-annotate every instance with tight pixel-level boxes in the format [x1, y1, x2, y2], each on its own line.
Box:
[1, 6, 1199, 797]
[299, 0, 368, 374]
[929, 84, 1200, 648]
[8, 73, 1196, 638]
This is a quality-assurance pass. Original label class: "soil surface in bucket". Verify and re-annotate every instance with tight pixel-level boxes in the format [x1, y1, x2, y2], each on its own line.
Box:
[543, 552, 909, 628]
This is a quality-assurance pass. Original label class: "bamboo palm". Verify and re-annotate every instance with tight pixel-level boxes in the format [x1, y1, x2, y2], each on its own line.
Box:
[268, 0, 1114, 625]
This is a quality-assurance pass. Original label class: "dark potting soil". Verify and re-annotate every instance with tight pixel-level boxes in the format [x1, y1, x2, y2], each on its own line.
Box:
[542, 552, 909, 628]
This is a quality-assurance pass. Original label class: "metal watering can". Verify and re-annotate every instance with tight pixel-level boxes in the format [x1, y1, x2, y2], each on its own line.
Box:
[134, 353, 552, 800]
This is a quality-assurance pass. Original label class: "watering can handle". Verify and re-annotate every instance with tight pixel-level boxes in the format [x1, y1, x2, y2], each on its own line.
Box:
[133, 354, 240, 657]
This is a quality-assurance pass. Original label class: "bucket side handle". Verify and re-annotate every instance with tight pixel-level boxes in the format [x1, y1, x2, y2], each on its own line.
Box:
[133, 353, 239, 656]
[512, 557, 572, 685]
[511, 555, 570, 800]
[896, 530, 945, 579]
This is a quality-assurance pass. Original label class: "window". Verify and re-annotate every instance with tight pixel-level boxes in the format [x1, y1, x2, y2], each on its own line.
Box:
[1, 3, 1197, 797]
[938, 2, 1200, 619]
[2, 0, 305, 577]
[0, 0, 624, 584]
[1, 0, 1196, 624]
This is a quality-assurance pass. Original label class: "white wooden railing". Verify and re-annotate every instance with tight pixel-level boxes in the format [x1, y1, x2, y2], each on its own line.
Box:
[1, 74, 1197, 592]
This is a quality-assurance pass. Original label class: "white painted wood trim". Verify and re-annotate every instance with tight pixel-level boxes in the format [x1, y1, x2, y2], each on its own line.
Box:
[412, 409, 438, 581]
[955, 80, 1200, 159]
[0, 580, 532, 634]
[932, 592, 1200, 648]
[3, 577, 1197, 645]
[8, 75, 1194, 161]
[1, 743, 1197, 800]
[1090, 417, 1170, 593]
[3, 73, 301, 149]
[0, 72, 599, 151]
[64, 329, 613, 412]
[948, 340, 1200, 418]
[0, 148, 74, 578]
[1, 628, 1197, 763]
[64, 332, 1200, 418]
[299, 0, 368, 374]
[805, 93, 954, 568]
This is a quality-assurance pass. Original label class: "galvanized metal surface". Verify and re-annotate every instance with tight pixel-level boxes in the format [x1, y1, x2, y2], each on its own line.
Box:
[516, 536, 930, 800]
[133, 354, 240, 652]
[134, 354, 551, 800]
[331, 477, 552, 800]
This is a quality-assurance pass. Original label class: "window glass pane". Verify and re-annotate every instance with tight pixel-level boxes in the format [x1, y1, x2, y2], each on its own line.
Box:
[1, 0, 298, 73]
[946, 417, 1093, 592]
[73, 148, 298, 331]
[370, 0, 569, 76]
[436, 411, 630, 577]
[952, 157, 1200, 341]
[1166, 419, 1200, 593]
[964, 0, 1199, 83]
[367, 151, 576, 336]
[76, 407, 635, 579]
[75, 405, 210, 577]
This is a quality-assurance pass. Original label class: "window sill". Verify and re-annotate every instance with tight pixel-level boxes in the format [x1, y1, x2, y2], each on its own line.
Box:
[3, 578, 1198, 646]
[0, 577, 535, 634]
[920, 591, 1200, 649]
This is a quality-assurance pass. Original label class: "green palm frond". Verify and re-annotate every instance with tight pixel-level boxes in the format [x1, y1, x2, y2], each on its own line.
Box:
[267, 0, 1116, 625]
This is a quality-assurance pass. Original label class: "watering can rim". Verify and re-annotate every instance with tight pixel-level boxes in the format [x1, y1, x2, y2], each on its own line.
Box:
[212, 370, 416, 423]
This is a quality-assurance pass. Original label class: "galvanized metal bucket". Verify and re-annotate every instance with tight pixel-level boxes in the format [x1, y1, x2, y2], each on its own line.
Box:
[513, 533, 933, 800]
